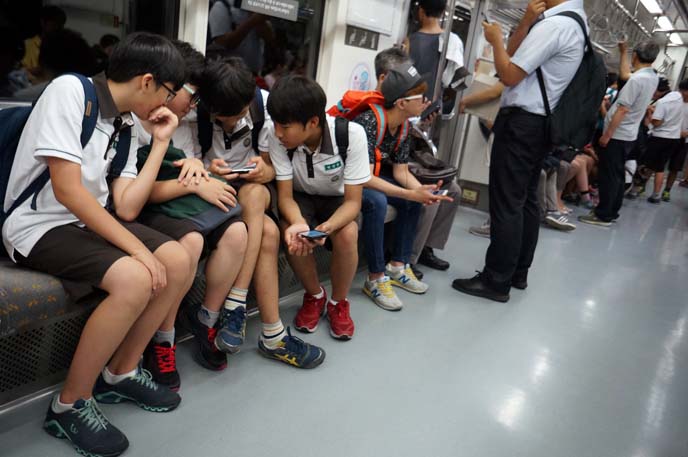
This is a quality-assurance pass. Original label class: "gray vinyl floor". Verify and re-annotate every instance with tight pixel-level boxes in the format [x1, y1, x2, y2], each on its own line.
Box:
[2, 186, 688, 457]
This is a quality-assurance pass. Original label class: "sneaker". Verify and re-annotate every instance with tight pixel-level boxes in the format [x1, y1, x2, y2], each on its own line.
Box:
[363, 276, 403, 311]
[387, 264, 429, 294]
[294, 289, 327, 333]
[578, 212, 612, 227]
[662, 190, 671, 202]
[544, 214, 576, 231]
[181, 305, 227, 371]
[94, 368, 181, 412]
[142, 341, 180, 392]
[44, 398, 129, 457]
[469, 221, 490, 238]
[625, 190, 639, 200]
[215, 306, 246, 354]
[327, 299, 355, 340]
[647, 195, 661, 204]
[258, 327, 326, 368]
[581, 198, 595, 210]
[679, 180, 688, 188]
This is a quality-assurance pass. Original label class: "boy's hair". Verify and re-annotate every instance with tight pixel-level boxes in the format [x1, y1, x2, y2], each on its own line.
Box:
[106, 32, 185, 90]
[679, 79, 688, 91]
[419, 0, 446, 18]
[199, 57, 255, 116]
[267, 75, 327, 126]
[40, 29, 96, 77]
[375, 47, 410, 79]
[99, 34, 120, 49]
[633, 42, 660, 64]
[40, 5, 67, 27]
[606, 72, 618, 87]
[172, 40, 205, 87]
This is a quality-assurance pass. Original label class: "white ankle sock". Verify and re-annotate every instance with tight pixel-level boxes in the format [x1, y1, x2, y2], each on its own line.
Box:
[388, 263, 404, 274]
[102, 366, 137, 385]
[153, 329, 175, 346]
[310, 287, 324, 299]
[52, 394, 75, 413]
[260, 320, 286, 349]
[198, 305, 220, 328]
[329, 299, 339, 306]
[225, 287, 248, 310]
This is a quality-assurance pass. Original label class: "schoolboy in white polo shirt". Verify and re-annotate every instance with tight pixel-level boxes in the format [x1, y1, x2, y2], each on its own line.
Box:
[2, 32, 193, 457]
[268, 75, 370, 341]
[453, 0, 587, 303]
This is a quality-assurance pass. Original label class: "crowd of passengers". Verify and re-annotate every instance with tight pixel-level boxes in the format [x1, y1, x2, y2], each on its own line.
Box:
[2, 1, 688, 457]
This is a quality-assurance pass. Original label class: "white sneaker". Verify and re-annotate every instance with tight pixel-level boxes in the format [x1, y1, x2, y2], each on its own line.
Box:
[469, 219, 490, 238]
[386, 264, 429, 294]
[363, 276, 403, 311]
[544, 213, 576, 231]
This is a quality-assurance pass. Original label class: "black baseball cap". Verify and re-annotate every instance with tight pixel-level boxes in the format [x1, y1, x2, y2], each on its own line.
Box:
[380, 62, 425, 104]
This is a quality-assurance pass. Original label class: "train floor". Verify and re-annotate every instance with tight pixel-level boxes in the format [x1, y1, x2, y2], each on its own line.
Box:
[2, 185, 688, 457]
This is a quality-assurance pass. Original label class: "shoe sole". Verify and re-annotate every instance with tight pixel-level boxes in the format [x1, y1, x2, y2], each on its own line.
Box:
[389, 279, 429, 295]
[293, 307, 326, 334]
[214, 335, 243, 355]
[362, 287, 403, 311]
[94, 391, 180, 413]
[329, 328, 353, 341]
[468, 230, 490, 238]
[44, 420, 126, 457]
[511, 283, 527, 291]
[257, 345, 326, 369]
[545, 220, 576, 231]
[451, 281, 509, 303]
[578, 218, 611, 227]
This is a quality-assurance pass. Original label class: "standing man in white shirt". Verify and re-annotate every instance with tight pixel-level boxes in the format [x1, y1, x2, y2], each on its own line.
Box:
[452, 0, 586, 303]
[579, 42, 659, 226]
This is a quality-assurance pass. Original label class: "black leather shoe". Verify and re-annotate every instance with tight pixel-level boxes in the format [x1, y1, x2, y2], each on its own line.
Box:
[451, 273, 509, 303]
[511, 273, 528, 290]
[410, 264, 424, 280]
[418, 247, 450, 271]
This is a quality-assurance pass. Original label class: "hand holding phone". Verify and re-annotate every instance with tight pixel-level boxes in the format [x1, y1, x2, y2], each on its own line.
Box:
[299, 230, 328, 241]
[232, 163, 258, 175]
[432, 189, 449, 197]
[420, 100, 442, 121]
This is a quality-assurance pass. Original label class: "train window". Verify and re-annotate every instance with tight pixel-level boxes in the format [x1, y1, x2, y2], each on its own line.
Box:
[0, 0, 179, 101]
[205, 0, 325, 87]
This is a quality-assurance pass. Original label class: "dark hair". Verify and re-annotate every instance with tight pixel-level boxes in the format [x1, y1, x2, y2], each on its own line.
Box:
[172, 40, 205, 87]
[99, 34, 120, 49]
[679, 79, 688, 91]
[606, 72, 618, 87]
[40, 6, 67, 27]
[419, 0, 446, 18]
[267, 75, 326, 126]
[106, 32, 185, 90]
[40, 29, 96, 77]
[0, 26, 25, 68]
[375, 47, 410, 79]
[200, 57, 255, 116]
[634, 42, 660, 64]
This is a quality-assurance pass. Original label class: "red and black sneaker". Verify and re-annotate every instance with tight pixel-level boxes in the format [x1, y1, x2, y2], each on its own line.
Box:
[327, 299, 355, 340]
[181, 305, 228, 371]
[294, 288, 327, 333]
[143, 341, 181, 391]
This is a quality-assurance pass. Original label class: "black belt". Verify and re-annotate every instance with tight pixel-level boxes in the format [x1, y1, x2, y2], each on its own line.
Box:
[498, 107, 546, 118]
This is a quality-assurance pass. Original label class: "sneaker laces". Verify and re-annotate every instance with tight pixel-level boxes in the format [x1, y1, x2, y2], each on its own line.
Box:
[221, 307, 246, 334]
[154, 344, 176, 374]
[282, 327, 308, 358]
[331, 301, 350, 319]
[76, 399, 109, 432]
[132, 368, 159, 391]
[207, 327, 218, 346]
[404, 266, 419, 281]
[376, 277, 395, 298]
[301, 292, 323, 315]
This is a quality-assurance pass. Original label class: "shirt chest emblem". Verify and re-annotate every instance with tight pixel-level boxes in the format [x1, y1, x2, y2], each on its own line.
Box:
[324, 160, 342, 171]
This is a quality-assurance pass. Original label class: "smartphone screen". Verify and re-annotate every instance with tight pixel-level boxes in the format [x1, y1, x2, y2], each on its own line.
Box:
[299, 230, 328, 240]
[432, 189, 449, 196]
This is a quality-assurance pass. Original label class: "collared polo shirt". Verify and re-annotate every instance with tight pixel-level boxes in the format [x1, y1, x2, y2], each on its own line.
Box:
[269, 116, 371, 196]
[500, 0, 587, 115]
[651, 91, 684, 139]
[2, 73, 139, 260]
[605, 67, 659, 141]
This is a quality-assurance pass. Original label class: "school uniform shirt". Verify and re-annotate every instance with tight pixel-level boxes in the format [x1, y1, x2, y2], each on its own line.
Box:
[199, 90, 271, 169]
[269, 116, 371, 197]
[135, 116, 200, 160]
[605, 67, 659, 142]
[352, 109, 411, 176]
[651, 91, 684, 139]
[500, 0, 587, 115]
[2, 73, 139, 261]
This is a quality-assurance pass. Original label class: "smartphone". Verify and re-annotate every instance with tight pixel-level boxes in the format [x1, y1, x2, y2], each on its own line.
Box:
[420, 100, 442, 121]
[232, 163, 258, 175]
[299, 230, 328, 240]
[481, 12, 491, 24]
[432, 189, 449, 196]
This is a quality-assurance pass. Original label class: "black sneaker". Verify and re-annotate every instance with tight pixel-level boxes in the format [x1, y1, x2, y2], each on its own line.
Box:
[647, 195, 661, 204]
[181, 305, 227, 371]
[94, 368, 181, 412]
[44, 397, 129, 457]
[142, 341, 180, 392]
[258, 327, 326, 369]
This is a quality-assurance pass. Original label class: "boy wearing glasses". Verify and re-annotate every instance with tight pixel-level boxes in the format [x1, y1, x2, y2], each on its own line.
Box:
[2, 32, 192, 457]
[353, 63, 451, 311]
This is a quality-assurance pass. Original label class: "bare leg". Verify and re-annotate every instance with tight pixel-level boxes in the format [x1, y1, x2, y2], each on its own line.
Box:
[233, 184, 270, 290]
[202, 222, 248, 312]
[329, 221, 359, 301]
[653, 171, 665, 196]
[665, 170, 679, 191]
[253, 216, 281, 324]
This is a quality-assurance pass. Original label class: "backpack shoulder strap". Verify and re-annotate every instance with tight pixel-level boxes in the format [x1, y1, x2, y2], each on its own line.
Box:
[67, 73, 99, 148]
[249, 88, 265, 154]
[109, 125, 131, 181]
[334, 117, 349, 164]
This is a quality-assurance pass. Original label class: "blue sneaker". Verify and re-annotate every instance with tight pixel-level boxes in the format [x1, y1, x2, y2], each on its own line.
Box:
[258, 327, 326, 369]
[44, 397, 129, 457]
[94, 368, 181, 412]
[215, 306, 247, 354]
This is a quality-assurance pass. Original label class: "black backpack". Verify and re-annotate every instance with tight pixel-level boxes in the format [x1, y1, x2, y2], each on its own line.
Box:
[536, 11, 606, 149]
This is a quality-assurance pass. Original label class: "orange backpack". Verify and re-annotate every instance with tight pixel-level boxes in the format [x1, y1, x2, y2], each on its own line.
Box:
[327, 90, 409, 176]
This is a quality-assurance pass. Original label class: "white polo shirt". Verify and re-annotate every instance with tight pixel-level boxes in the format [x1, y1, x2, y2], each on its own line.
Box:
[269, 116, 371, 196]
[202, 90, 272, 169]
[651, 91, 684, 139]
[683, 104, 688, 143]
[605, 67, 659, 141]
[2, 73, 139, 260]
[500, 0, 587, 115]
[135, 116, 199, 159]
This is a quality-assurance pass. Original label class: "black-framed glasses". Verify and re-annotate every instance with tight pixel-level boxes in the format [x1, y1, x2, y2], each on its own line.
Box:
[183, 84, 201, 106]
[158, 81, 177, 104]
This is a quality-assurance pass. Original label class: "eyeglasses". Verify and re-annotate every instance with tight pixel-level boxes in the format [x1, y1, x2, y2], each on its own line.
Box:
[183, 84, 201, 106]
[158, 81, 177, 104]
[401, 94, 426, 102]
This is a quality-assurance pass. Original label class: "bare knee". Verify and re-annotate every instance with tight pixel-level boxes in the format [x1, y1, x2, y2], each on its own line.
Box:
[261, 217, 280, 251]
[155, 241, 193, 285]
[179, 232, 204, 264]
[217, 222, 248, 257]
[101, 258, 152, 315]
[239, 184, 270, 213]
[332, 221, 358, 249]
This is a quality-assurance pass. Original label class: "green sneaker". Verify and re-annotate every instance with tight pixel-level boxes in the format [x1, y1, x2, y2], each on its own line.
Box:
[578, 212, 612, 227]
[662, 190, 671, 202]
